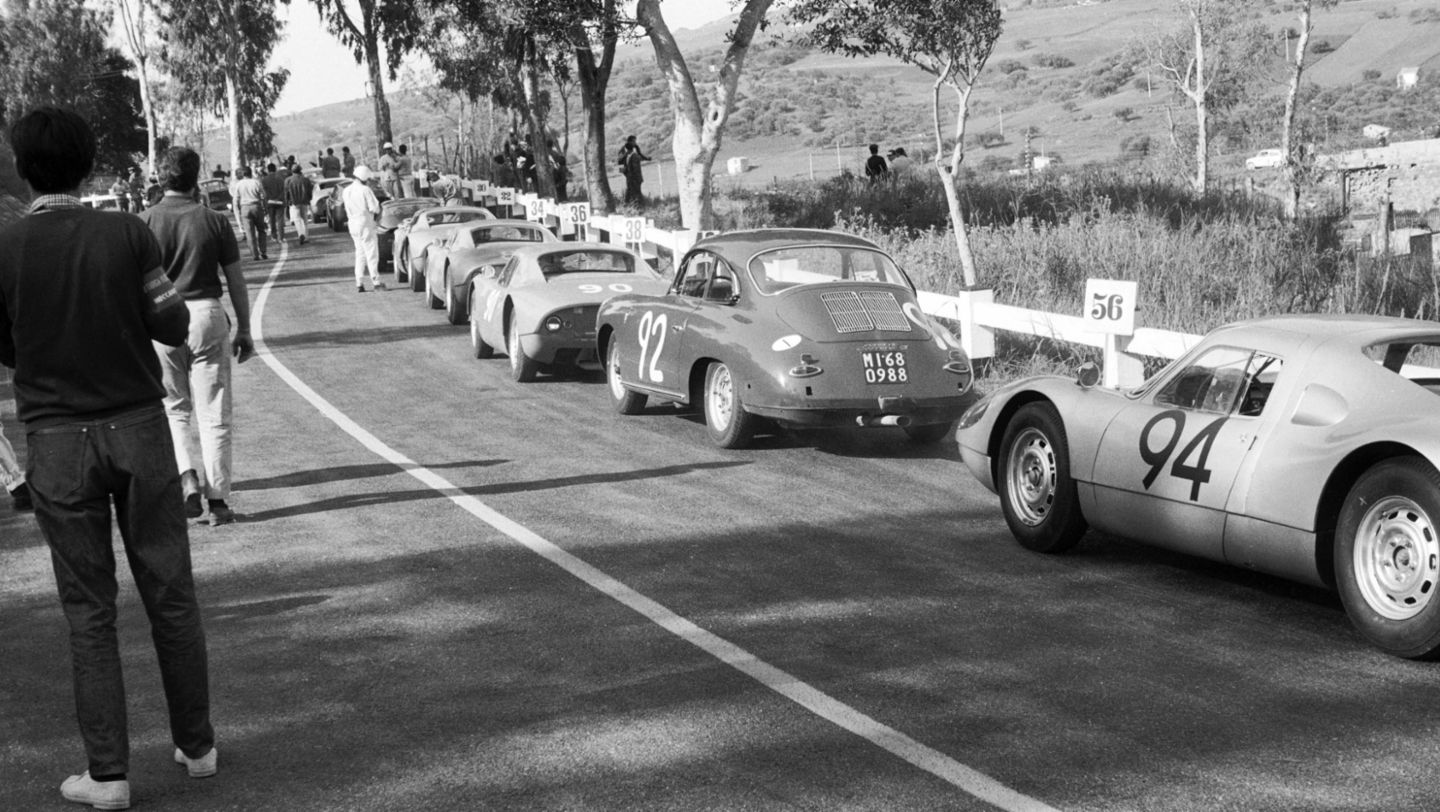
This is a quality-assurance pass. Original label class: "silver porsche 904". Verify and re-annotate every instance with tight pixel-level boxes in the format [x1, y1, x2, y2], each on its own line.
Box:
[957, 314, 1440, 659]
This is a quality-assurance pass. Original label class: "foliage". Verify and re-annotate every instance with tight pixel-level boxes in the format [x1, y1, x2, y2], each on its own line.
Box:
[0, 0, 144, 175]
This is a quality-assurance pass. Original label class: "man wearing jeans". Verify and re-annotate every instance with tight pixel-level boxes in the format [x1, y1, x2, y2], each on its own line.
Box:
[0, 107, 217, 811]
[232, 166, 267, 260]
[139, 146, 254, 527]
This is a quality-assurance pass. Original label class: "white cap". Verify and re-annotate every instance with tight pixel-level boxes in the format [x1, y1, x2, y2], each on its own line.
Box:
[352, 165, 372, 181]
[383, 142, 394, 150]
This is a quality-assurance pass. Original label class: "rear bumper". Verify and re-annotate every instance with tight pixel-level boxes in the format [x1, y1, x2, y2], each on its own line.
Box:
[747, 390, 979, 429]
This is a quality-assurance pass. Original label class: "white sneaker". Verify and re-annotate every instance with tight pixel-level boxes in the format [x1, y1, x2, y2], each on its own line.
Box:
[373, 281, 388, 291]
[60, 771, 130, 810]
[174, 746, 218, 778]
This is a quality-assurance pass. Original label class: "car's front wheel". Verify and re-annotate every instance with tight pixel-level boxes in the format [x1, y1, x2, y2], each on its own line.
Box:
[997, 402, 1086, 553]
[507, 317, 539, 383]
[1336, 458, 1440, 659]
[410, 254, 427, 292]
[703, 361, 758, 449]
[607, 339, 646, 415]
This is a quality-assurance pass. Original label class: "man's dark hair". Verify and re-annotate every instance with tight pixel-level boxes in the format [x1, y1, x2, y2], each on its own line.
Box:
[869, 143, 879, 154]
[342, 146, 351, 153]
[327, 147, 334, 156]
[159, 146, 201, 193]
[10, 107, 95, 193]
[266, 162, 276, 173]
[239, 166, 253, 179]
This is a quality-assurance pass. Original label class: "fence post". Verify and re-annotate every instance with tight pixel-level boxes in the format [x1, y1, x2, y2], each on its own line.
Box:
[955, 288, 995, 362]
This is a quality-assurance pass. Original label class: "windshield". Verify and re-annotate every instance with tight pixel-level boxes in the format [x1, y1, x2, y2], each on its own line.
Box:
[746, 246, 909, 295]
[538, 250, 635, 277]
[424, 209, 489, 227]
[384, 200, 431, 219]
[472, 225, 547, 243]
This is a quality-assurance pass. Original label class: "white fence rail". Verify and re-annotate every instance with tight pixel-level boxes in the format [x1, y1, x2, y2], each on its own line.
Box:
[457, 179, 1203, 387]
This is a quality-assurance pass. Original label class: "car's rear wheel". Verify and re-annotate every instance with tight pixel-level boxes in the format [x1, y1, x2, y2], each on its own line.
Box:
[395, 241, 409, 284]
[470, 294, 495, 359]
[410, 254, 427, 292]
[703, 361, 757, 449]
[445, 279, 467, 325]
[997, 402, 1086, 553]
[903, 421, 954, 444]
[507, 316, 539, 383]
[426, 269, 443, 310]
[607, 339, 646, 415]
[1336, 458, 1440, 659]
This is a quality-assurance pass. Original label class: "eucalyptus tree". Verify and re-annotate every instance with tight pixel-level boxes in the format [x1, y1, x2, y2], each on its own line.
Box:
[310, 0, 422, 149]
[635, 0, 775, 229]
[1280, 0, 1338, 218]
[788, 0, 1003, 289]
[1150, 0, 1237, 194]
[113, 0, 158, 175]
[157, 0, 289, 178]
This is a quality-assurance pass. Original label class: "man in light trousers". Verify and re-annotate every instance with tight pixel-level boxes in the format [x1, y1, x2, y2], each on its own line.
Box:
[139, 146, 254, 527]
[343, 165, 385, 293]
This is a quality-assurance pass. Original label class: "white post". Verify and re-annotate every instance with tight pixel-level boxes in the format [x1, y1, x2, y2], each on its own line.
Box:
[954, 288, 995, 362]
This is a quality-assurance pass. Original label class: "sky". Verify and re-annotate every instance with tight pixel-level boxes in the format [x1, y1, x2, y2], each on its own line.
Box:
[272, 1, 739, 116]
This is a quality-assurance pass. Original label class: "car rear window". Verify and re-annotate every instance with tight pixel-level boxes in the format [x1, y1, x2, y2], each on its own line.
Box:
[425, 210, 490, 226]
[538, 250, 635, 277]
[1364, 339, 1440, 393]
[747, 246, 909, 295]
[472, 225, 547, 243]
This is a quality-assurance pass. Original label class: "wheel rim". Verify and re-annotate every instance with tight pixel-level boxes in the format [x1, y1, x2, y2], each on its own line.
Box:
[508, 320, 519, 372]
[1353, 496, 1440, 620]
[707, 364, 734, 431]
[1005, 427, 1056, 527]
[607, 343, 626, 400]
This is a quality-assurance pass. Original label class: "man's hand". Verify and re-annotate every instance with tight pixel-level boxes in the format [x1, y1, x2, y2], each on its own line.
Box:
[233, 329, 255, 363]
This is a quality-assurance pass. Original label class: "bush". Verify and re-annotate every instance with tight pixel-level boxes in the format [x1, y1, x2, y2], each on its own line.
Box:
[1362, 68, 1382, 81]
[1113, 107, 1134, 122]
[997, 59, 1028, 74]
[1031, 52, 1075, 69]
[1312, 40, 1335, 54]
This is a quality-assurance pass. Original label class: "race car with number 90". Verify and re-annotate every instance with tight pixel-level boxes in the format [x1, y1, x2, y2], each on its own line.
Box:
[468, 242, 667, 382]
[956, 314, 1440, 659]
[595, 229, 979, 449]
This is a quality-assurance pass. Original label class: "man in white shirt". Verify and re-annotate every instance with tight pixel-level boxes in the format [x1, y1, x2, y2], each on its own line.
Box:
[342, 166, 385, 293]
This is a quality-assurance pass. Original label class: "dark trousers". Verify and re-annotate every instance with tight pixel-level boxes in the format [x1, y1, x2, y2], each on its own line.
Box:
[267, 202, 286, 242]
[27, 405, 214, 778]
[243, 204, 267, 258]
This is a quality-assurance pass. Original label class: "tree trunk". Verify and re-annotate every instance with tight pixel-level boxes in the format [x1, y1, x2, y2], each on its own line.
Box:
[1281, 1, 1313, 218]
[576, 43, 616, 212]
[225, 68, 242, 179]
[934, 78, 979, 288]
[365, 32, 392, 148]
[137, 54, 157, 176]
[1190, 8, 1209, 195]
[519, 36, 557, 199]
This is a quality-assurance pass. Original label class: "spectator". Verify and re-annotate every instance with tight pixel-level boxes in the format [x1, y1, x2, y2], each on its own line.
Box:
[397, 144, 416, 197]
[110, 174, 131, 213]
[864, 143, 888, 180]
[888, 147, 914, 174]
[138, 145, 253, 527]
[259, 163, 286, 244]
[284, 167, 313, 246]
[211, 164, 228, 180]
[232, 166, 267, 260]
[378, 142, 400, 199]
[0, 106, 217, 812]
[549, 139, 569, 202]
[128, 167, 146, 211]
[321, 147, 341, 178]
[619, 135, 650, 206]
[429, 171, 460, 207]
[341, 146, 355, 178]
[343, 165, 385, 293]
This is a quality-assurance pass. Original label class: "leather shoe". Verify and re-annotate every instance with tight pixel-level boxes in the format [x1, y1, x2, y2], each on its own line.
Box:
[60, 771, 130, 810]
[208, 499, 235, 525]
[174, 746, 218, 778]
[9, 481, 32, 511]
[180, 470, 203, 519]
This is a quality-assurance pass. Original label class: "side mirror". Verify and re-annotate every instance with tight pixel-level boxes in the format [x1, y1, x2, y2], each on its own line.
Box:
[1076, 361, 1101, 389]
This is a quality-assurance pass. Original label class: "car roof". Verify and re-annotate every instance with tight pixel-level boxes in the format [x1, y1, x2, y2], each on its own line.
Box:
[507, 241, 635, 259]
[1211, 314, 1440, 355]
[691, 228, 884, 266]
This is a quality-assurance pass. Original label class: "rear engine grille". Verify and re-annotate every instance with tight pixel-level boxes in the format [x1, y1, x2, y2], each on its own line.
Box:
[821, 291, 911, 334]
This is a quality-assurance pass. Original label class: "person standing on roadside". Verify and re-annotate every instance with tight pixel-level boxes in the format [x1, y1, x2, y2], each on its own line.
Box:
[341, 146, 355, 178]
[284, 167, 313, 246]
[619, 135, 649, 206]
[232, 166, 267, 260]
[321, 147, 341, 178]
[864, 143, 889, 180]
[0, 106, 218, 812]
[397, 144, 416, 197]
[377, 142, 400, 200]
[343, 165, 385, 293]
[260, 163, 287, 245]
[128, 167, 146, 211]
[110, 174, 131, 213]
[139, 146, 253, 528]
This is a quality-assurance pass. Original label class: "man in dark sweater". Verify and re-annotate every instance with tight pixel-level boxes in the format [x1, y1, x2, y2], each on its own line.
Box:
[140, 146, 253, 527]
[0, 107, 218, 811]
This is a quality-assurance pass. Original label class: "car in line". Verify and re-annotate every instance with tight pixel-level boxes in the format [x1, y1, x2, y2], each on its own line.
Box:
[956, 314, 1440, 659]
[468, 243, 668, 382]
[323, 177, 390, 231]
[198, 179, 232, 212]
[310, 177, 349, 223]
[391, 205, 495, 286]
[1245, 148, 1285, 170]
[597, 229, 978, 449]
[416, 219, 558, 325]
[374, 197, 434, 272]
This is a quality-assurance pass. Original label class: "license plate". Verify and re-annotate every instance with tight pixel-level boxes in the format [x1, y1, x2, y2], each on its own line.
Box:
[861, 350, 909, 384]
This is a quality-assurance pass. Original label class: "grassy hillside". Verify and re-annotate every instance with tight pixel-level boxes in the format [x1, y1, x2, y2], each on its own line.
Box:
[237, 0, 1440, 190]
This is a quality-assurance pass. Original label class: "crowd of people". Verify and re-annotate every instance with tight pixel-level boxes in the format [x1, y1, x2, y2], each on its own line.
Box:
[864, 143, 915, 180]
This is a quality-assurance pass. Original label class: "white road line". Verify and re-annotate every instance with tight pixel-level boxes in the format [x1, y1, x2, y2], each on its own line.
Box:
[251, 244, 1059, 812]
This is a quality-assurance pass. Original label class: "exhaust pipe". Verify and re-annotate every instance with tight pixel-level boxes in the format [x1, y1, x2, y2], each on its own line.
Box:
[856, 414, 911, 428]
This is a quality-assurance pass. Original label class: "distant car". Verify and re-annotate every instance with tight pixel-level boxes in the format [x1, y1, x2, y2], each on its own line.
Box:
[374, 197, 433, 271]
[310, 177, 348, 223]
[80, 194, 121, 211]
[391, 205, 496, 286]
[956, 314, 1440, 660]
[468, 243, 669, 382]
[596, 228, 978, 449]
[417, 219, 558, 324]
[198, 179, 231, 212]
[323, 178, 390, 231]
[1245, 148, 1285, 170]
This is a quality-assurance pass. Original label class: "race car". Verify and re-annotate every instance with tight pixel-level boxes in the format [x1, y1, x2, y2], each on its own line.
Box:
[597, 228, 978, 449]
[324, 177, 390, 232]
[374, 197, 433, 272]
[956, 314, 1440, 659]
[416, 219, 557, 325]
[391, 205, 495, 286]
[310, 177, 348, 224]
[468, 243, 668, 382]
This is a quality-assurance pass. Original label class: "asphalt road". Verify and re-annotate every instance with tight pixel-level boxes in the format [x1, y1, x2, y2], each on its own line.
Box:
[4, 225, 1440, 811]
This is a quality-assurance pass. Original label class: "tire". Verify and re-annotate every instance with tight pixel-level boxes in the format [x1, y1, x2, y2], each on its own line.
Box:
[703, 361, 758, 449]
[507, 316, 539, 383]
[470, 293, 495, 359]
[997, 402, 1086, 553]
[426, 269, 443, 310]
[395, 241, 409, 284]
[1335, 458, 1440, 659]
[607, 338, 647, 415]
[410, 255, 427, 292]
[903, 421, 954, 444]
[445, 279, 467, 325]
